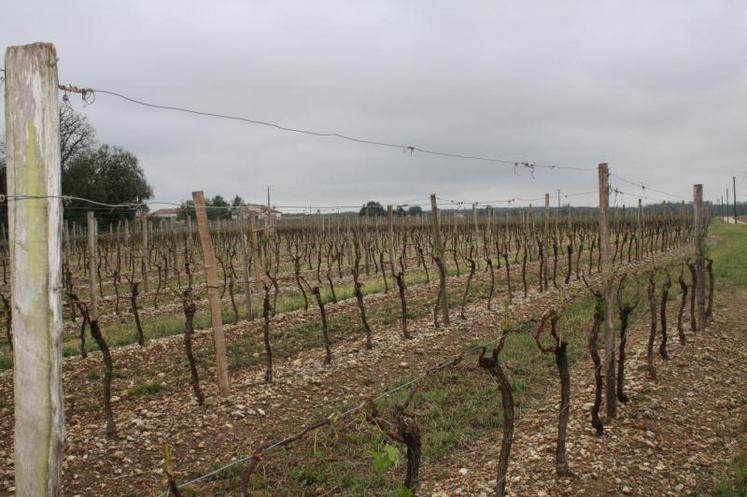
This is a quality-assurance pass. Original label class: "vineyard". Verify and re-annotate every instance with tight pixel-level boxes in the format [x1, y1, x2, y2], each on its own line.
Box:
[2, 42, 746, 497]
[0, 188, 730, 496]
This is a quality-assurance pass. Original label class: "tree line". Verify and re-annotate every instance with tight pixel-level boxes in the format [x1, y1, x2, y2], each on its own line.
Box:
[0, 104, 153, 225]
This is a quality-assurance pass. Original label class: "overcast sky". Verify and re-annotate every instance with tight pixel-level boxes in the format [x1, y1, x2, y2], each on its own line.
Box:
[2, 1, 746, 211]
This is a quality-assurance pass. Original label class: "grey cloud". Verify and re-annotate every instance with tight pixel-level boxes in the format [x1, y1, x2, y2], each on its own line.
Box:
[2, 0, 746, 210]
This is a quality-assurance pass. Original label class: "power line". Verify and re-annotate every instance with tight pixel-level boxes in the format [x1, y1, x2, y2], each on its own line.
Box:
[610, 174, 684, 201]
[58, 84, 594, 174]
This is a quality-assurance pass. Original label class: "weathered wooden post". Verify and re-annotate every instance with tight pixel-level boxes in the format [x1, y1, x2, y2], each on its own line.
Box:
[387, 205, 396, 276]
[598, 163, 617, 418]
[543, 193, 550, 291]
[472, 202, 481, 270]
[192, 190, 231, 396]
[5, 42, 65, 497]
[248, 209, 261, 281]
[430, 194, 449, 325]
[141, 214, 149, 291]
[694, 184, 706, 330]
[238, 206, 254, 321]
[87, 211, 99, 319]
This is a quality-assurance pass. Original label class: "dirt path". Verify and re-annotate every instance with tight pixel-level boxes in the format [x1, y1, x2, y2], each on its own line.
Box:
[421, 291, 747, 497]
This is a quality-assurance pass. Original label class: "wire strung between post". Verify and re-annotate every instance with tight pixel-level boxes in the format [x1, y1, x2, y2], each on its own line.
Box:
[57, 83, 594, 174]
[610, 174, 684, 201]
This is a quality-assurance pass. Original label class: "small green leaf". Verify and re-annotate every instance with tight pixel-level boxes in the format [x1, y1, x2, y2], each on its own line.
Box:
[395, 487, 413, 497]
[370, 444, 402, 473]
[385, 444, 402, 466]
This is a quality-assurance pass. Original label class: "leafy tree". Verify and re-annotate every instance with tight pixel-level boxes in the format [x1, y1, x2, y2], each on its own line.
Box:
[0, 105, 152, 226]
[210, 195, 232, 220]
[59, 104, 96, 169]
[359, 200, 385, 217]
[177, 195, 234, 221]
[62, 145, 152, 223]
[395, 205, 407, 217]
[231, 195, 245, 218]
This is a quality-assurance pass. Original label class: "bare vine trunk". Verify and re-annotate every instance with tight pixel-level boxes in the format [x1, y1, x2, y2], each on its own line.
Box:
[485, 258, 495, 311]
[677, 271, 688, 345]
[311, 286, 333, 364]
[555, 341, 571, 476]
[395, 271, 410, 339]
[478, 344, 514, 497]
[589, 298, 604, 436]
[460, 256, 476, 319]
[181, 289, 204, 405]
[659, 275, 671, 360]
[90, 318, 116, 437]
[646, 276, 658, 381]
[130, 281, 145, 347]
[262, 283, 273, 383]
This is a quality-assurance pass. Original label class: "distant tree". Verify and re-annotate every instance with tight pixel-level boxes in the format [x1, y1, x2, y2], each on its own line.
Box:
[0, 104, 94, 185]
[231, 195, 245, 217]
[210, 195, 232, 220]
[62, 145, 153, 223]
[395, 205, 407, 216]
[0, 105, 150, 226]
[178, 195, 235, 221]
[177, 200, 196, 221]
[359, 201, 385, 217]
[59, 105, 96, 169]
[407, 205, 423, 216]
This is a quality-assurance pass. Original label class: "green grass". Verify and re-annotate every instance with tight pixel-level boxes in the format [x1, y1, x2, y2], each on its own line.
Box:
[708, 220, 747, 290]
[690, 449, 747, 497]
[215, 292, 606, 496]
[128, 381, 167, 396]
[0, 265, 440, 370]
[196, 238, 718, 496]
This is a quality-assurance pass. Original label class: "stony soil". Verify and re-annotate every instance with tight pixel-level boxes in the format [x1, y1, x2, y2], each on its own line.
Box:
[421, 291, 747, 497]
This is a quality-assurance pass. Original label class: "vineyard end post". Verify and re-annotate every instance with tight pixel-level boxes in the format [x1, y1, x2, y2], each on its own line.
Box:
[5, 41, 66, 496]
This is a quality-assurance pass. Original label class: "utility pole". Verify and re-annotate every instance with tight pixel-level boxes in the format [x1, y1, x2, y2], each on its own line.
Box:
[733, 176, 738, 223]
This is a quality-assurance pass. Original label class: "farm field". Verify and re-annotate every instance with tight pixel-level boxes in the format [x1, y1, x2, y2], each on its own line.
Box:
[2, 19, 746, 497]
[1, 213, 741, 496]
